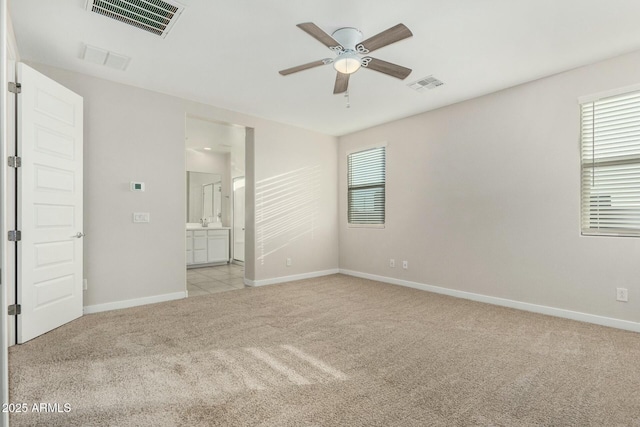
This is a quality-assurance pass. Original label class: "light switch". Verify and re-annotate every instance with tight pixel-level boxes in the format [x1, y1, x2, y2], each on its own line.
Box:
[133, 212, 150, 223]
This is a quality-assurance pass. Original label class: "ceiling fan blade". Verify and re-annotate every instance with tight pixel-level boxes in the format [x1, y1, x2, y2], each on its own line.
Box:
[333, 72, 350, 94]
[357, 23, 412, 53]
[279, 59, 331, 76]
[363, 58, 412, 80]
[297, 22, 343, 50]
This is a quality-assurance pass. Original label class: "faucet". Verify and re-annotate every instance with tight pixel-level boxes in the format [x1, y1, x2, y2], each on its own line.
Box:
[200, 218, 209, 227]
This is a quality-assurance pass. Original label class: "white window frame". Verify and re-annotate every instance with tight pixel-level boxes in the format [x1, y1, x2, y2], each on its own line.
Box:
[578, 84, 640, 237]
[347, 143, 387, 229]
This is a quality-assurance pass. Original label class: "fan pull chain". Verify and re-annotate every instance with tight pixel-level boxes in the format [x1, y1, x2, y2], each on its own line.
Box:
[345, 91, 351, 108]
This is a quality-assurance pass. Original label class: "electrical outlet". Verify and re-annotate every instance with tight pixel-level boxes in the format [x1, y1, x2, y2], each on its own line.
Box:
[83, 279, 88, 291]
[402, 260, 408, 269]
[389, 259, 395, 268]
[616, 288, 628, 302]
[286, 258, 292, 267]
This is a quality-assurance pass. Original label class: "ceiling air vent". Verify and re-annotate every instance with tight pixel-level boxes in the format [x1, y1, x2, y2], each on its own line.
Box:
[85, 0, 185, 38]
[408, 76, 444, 92]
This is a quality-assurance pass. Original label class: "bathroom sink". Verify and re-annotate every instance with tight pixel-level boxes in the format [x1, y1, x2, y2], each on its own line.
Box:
[186, 222, 223, 230]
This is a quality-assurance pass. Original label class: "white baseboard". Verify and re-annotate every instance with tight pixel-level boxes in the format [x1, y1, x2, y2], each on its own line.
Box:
[83, 291, 187, 314]
[339, 269, 640, 333]
[245, 269, 339, 287]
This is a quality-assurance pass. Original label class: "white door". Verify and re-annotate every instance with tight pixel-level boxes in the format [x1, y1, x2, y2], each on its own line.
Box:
[233, 177, 245, 262]
[17, 63, 83, 343]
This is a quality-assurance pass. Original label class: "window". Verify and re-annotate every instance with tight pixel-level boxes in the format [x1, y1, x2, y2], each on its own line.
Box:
[580, 89, 640, 236]
[347, 146, 386, 226]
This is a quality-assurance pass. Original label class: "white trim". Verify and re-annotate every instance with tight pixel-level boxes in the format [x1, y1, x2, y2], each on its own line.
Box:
[245, 269, 339, 287]
[4, 8, 18, 350]
[1, 1, 11, 425]
[345, 141, 387, 156]
[83, 291, 187, 314]
[6, 13, 19, 62]
[339, 269, 640, 333]
[578, 82, 640, 104]
[347, 223, 385, 229]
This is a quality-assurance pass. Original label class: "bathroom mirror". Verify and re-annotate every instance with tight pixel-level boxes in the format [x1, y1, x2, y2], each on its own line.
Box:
[186, 171, 222, 224]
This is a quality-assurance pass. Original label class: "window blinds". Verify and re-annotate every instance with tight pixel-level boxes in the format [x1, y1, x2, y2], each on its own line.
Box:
[581, 90, 640, 236]
[348, 146, 386, 225]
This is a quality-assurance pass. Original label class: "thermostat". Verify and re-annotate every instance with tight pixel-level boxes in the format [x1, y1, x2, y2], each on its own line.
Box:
[130, 182, 145, 192]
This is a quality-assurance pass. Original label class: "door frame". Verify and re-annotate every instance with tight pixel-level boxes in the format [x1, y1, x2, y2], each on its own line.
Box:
[232, 175, 245, 263]
[1, 2, 17, 422]
[4, 7, 19, 348]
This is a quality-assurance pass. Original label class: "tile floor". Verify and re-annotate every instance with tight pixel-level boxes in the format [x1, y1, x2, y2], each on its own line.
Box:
[187, 263, 245, 297]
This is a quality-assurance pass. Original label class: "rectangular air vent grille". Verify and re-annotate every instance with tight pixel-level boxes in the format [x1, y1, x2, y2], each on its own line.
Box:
[408, 76, 445, 92]
[86, 0, 184, 38]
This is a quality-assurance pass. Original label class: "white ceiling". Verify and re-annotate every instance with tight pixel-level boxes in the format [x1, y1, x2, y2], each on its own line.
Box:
[10, 0, 640, 136]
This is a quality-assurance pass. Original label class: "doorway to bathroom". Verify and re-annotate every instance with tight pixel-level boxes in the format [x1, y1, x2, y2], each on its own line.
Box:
[185, 116, 246, 297]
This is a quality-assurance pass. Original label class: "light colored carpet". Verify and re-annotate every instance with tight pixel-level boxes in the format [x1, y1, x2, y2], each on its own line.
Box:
[8, 274, 640, 426]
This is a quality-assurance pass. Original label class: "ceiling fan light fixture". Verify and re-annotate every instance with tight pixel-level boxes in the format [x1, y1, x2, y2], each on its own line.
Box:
[333, 52, 361, 74]
[279, 23, 413, 94]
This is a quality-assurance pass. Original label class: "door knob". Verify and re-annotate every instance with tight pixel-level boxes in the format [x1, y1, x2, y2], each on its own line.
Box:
[72, 232, 85, 238]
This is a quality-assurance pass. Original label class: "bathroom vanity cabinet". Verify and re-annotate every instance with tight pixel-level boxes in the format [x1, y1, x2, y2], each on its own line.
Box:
[186, 228, 230, 266]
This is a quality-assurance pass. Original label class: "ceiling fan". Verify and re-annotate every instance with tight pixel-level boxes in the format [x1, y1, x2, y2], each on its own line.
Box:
[279, 22, 413, 94]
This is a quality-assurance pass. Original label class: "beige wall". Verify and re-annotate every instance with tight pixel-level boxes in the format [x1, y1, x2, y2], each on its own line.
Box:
[250, 118, 339, 280]
[28, 62, 338, 307]
[25, 48, 640, 324]
[186, 150, 229, 176]
[339, 50, 640, 324]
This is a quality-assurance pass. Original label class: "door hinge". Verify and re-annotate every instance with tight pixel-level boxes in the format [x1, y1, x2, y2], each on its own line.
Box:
[8, 304, 21, 316]
[8, 156, 21, 168]
[8, 230, 21, 242]
[8, 82, 21, 94]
